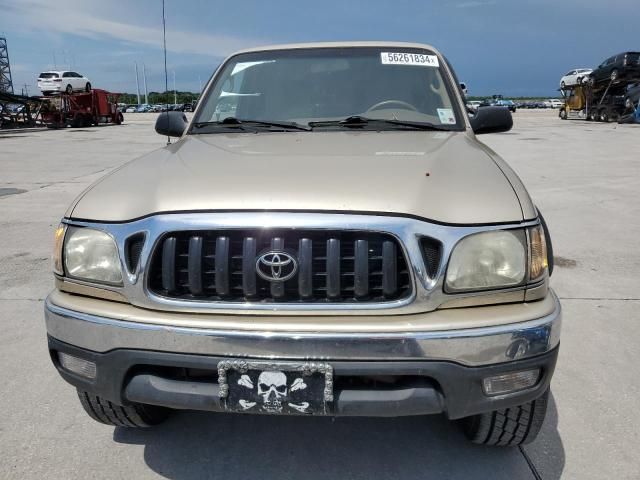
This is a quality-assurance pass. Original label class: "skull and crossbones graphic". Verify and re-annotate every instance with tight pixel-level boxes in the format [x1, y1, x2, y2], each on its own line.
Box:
[236, 370, 310, 413]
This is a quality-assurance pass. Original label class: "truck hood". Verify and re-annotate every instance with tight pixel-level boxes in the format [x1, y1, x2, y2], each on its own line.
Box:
[69, 131, 533, 224]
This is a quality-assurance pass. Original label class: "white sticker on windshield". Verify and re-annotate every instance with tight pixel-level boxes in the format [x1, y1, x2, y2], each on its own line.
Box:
[380, 52, 439, 67]
[437, 108, 456, 125]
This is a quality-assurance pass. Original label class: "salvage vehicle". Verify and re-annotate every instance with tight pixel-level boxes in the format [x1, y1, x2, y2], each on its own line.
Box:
[46, 42, 560, 447]
[588, 52, 640, 87]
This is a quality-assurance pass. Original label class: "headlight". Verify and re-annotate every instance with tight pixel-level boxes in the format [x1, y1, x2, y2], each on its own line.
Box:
[445, 230, 526, 292]
[63, 226, 123, 285]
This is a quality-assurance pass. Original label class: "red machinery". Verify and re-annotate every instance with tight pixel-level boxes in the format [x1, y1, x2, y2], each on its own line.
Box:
[41, 89, 124, 128]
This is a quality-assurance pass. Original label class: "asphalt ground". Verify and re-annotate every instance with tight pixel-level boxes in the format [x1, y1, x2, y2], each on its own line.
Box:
[1, 110, 639, 479]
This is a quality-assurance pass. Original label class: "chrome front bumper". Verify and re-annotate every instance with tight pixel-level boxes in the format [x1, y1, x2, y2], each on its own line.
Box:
[45, 292, 561, 367]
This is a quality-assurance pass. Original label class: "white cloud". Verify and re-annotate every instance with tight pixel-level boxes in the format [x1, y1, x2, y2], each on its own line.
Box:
[1, 0, 266, 57]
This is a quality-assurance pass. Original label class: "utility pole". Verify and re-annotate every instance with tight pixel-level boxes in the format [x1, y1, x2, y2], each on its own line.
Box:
[22, 83, 29, 96]
[173, 70, 177, 105]
[142, 63, 148, 105]
[134, 62, 141, 105]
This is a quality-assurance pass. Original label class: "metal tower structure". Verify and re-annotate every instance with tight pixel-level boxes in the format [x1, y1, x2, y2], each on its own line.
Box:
[0, 37, 14, 94]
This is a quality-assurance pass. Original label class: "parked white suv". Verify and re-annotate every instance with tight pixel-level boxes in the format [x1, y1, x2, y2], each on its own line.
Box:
[559, 68, 592, 89]
[38, 71, 91, 95]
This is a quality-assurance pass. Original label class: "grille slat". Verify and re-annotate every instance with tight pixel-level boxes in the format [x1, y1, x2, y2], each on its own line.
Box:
[187, 236, 203, 295]
[298, 238, 313, 299]
[161, 237, 177, 292]
[242, 237, 257, 297]
[354, 239, 369, 298]
[215, 237, 230, 296]
[326, 238, 341, 299]
[149, 229, 412, 303]
[382, 241, 397, 298]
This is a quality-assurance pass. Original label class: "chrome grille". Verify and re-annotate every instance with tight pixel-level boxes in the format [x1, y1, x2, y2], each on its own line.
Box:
[148, 230, 412, 303]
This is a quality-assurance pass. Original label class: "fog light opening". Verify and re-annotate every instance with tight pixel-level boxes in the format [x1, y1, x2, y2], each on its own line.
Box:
[58, 352, 97, 379]
[482, 369, 540, 396]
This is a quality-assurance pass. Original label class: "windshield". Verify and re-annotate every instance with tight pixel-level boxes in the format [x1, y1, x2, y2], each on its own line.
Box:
[194, 47, 463, 131]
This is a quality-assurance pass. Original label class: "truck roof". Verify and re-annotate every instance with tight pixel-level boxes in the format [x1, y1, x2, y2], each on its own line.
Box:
[232, 41, 440, 56]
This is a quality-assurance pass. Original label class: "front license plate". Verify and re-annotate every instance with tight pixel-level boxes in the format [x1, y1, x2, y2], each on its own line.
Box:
[218, 360, 333, 415]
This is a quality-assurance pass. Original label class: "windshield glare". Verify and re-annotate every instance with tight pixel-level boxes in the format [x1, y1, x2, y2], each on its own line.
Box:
[194, 48, 462, 130]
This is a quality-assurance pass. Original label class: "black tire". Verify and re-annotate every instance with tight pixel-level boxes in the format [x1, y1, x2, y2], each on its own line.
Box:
[560, 81, 565, 90]
[462, 389, 549, 446]
[559, 108, 567, 120]
[85, 82, 91, 92]
[65, 84, 73, 94]
[115, 112, 124, 125]
[70, 114, 83, 128]
[577, 76, 583, 85]
[601, 111, 609, 123]
[77, 390, 169, 428]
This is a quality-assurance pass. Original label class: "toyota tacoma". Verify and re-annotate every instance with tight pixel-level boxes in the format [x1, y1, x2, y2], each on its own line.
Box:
[46, 42, 560, 446]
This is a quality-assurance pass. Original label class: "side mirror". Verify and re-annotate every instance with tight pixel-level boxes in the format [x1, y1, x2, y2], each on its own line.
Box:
[155, 111, 187, 137]
[470, 106, 513, 134]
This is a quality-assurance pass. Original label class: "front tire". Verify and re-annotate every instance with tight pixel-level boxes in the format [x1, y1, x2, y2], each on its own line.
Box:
[462, 389, 549, 446]
[77, 390, 169, 428]
[85, 82, 91, 92]
[65, 84, 73, 94]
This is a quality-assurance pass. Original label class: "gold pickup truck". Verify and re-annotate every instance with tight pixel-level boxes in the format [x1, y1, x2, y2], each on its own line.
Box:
[46, 42, 560, 447]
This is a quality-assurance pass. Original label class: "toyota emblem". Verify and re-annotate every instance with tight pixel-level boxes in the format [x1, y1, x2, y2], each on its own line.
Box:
[256, 251, 298, 282]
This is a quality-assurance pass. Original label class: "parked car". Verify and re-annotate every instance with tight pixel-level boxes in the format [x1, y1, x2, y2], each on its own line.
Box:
[588, 52, 640, 86]
[47, 42, 559, 447]
[559, 68, 592, 89]
[38, 71, 91, 95]
[623, 83, 640, 111]
[125, 106, 137, 113]
[545, 99, 563, 109]
[495, 99, 516, 112]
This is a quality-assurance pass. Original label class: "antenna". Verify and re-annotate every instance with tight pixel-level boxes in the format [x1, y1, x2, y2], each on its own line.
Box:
[162, 0, 170, 145]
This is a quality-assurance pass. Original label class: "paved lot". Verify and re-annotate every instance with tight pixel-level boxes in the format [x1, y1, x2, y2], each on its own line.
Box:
[1, 111, 639, 479]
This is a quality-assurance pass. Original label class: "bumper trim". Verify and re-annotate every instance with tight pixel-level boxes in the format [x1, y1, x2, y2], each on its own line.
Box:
[45, 292, 561, 366]
[48, 336, 558, 419]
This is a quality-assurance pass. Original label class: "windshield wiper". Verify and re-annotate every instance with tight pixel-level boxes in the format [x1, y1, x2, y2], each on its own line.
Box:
[309, 115, 451, 131]
[193, 117, 311, 131]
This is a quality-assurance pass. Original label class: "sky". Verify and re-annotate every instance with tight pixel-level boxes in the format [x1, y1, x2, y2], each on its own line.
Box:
[1, 0, 637, 98]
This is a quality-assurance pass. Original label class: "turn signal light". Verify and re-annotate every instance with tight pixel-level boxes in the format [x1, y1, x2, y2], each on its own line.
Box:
[58, 352, 97, 379]
[529, 225, 548, 281]
[482, 369, 540, 396]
